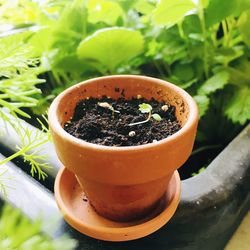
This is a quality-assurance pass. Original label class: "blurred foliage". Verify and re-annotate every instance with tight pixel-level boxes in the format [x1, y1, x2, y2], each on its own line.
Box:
[0, 204, 77, 250]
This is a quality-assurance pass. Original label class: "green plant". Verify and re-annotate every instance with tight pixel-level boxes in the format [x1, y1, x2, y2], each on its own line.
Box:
[0, 204, 77, 250]
[0, 31, 51, 180]
[129, 103, 162, 126]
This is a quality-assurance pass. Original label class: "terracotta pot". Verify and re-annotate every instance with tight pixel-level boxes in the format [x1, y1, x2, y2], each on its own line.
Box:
[49, 75, 198, 222]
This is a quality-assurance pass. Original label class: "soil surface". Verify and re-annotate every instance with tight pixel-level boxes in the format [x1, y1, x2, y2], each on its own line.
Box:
[64, 96, 181, 146]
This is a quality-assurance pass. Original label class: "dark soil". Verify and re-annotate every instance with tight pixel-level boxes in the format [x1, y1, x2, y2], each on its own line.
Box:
[64, 96, 181, 146]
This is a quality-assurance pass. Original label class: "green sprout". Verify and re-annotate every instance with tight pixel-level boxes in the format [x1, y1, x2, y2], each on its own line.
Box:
[97, 102, 120, 118]
[129, 103, 162, 126]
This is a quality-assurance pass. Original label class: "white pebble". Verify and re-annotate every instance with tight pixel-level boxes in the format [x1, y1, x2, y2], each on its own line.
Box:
[129, 131, 136, 137]
[161, 105, 169, 112]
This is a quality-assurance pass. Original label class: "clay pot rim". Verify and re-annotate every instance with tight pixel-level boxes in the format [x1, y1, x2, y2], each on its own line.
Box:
[48, 75, 198, 152]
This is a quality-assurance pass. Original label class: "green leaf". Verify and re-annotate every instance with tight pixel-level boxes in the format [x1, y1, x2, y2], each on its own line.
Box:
[194, 95, 210, 117]
[152, 0, 196, 27]
[77, 27, 144, 72]
[133, 0, 156, 14]
[87, 0, 124, 25]
[200, 0, 210, 8]
[234, 0, 250, 16]
[225, 86, 250, 125]
[139, 103, 152, 113]
[152, 113, 162, 121]
[238, 10, 250, 47]
[172, 62, 195, 82]
[214, 46, 244, 65]
[198, 71, 229, 95]
[226, 59, 250, 86]
[205, 0, 236, 27]
[43, 0, 87, 70]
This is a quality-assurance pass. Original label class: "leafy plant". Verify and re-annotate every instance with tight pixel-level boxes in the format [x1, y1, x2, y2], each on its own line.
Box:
[0, 204, 77, 250]
[0, 30, 51, 180]
[129, 103, 162, 126]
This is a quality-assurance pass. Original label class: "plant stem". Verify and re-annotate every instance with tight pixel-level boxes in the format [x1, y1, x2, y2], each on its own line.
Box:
[191, 144, 222, 156]
[177, 21, 185, 40]
[197, 2, 209, 79]
[222, 20, 229, 47]
[153, 61, 165, 77]
[129, 112, 151, 127]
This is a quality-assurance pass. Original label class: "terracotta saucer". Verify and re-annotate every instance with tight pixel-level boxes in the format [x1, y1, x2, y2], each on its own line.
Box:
[54, 167, 181, 242]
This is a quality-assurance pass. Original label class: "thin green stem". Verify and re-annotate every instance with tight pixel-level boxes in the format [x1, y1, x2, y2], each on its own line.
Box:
[129, 112, 151, 127]
[0, 148, 27, 165]
[153, 61, 166, 78]
[177, 21, 185, 40]
[222, 20, 229, 47]
[191, 144, 221, 156]
[198, 2, 209, 79]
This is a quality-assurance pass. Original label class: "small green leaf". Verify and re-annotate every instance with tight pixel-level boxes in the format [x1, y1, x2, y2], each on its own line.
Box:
[238, 10, 250, 47]
[87, 0, 124, 25]
[225, 86, 250, 125]
[194, 95, 210, 117]
[153, 0, 196, 27]
[77, 27, 144, 72]
[191, 166, 206, 177]
[139, 103, 152, 113]
[198, 71, 229, 95]
[152, 113, 162, 121]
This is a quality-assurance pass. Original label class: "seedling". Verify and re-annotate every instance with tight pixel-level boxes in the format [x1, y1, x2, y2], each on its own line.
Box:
[97, 102, 120, 118]
[129, 103, 162, 126]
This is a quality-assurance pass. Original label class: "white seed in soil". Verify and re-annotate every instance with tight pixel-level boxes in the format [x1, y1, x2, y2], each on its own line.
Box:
[137, 94, 142, 99]
[153, 139, 157, 143]
[98, 102, 112, 109]
[161, 105, 169, 112]
[129, 131, 136, 137]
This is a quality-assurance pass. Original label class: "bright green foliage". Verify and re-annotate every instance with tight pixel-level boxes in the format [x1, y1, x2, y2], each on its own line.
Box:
[238, 10, 250, 47]
[0, 33, 44, 119]
[153, 0, 196, 26]
[194, 95, 210, 118]
[139, 103, 152, 113]
[77, 27, 144, 73]
[205, 0, 237, 27]
[225, 86, 250, 125]
[0, 205, 77, 250]
[198, 71, 230, 95]
[87, 0, 124, 25]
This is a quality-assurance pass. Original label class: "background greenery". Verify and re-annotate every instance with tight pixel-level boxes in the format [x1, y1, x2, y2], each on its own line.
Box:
[0, 204, 76, 249]
[0, 0, 250, 174]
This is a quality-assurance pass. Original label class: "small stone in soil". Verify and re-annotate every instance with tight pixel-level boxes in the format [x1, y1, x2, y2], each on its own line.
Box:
[64, 96, 181, 146]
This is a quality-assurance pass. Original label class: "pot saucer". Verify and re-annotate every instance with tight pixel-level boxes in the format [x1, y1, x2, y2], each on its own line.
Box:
[54, 167, 181, 242]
